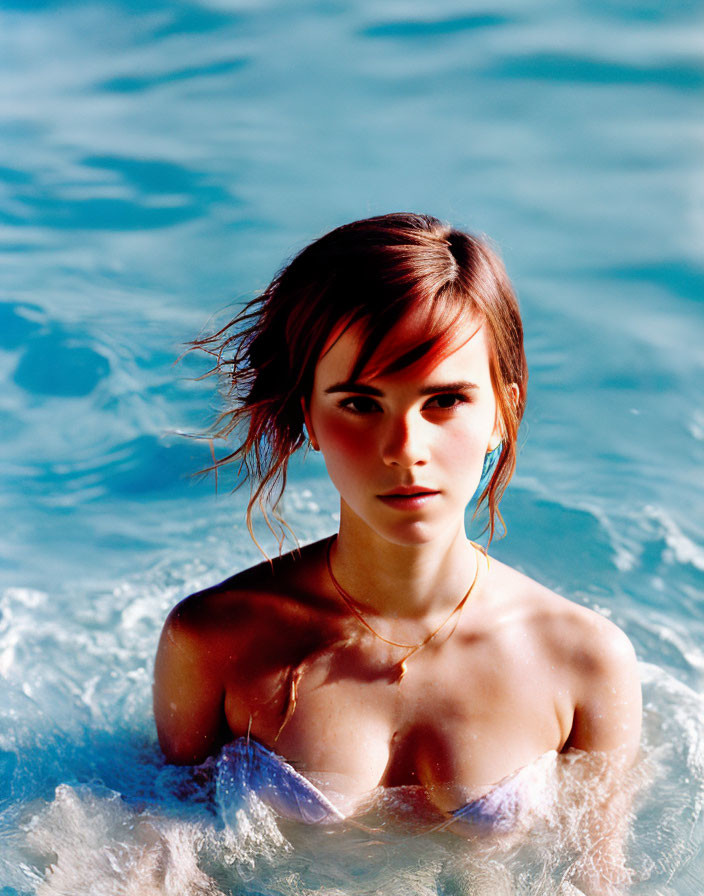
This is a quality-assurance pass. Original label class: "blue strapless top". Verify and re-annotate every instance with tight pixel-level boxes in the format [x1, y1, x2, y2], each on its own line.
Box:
[217, 737, 346, 826]
[216, 737, 557, 831]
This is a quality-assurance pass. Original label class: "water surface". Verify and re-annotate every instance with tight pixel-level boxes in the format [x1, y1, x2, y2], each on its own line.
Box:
[1, 0, 703, 892]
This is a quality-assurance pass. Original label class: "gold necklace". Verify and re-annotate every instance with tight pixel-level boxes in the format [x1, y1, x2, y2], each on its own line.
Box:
[325, 536, 483, 682]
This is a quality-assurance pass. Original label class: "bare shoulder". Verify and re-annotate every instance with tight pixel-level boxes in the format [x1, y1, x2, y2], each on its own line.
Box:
[153, 538, 333, 763]
[488, 557, 642, 758]
[488, 557, 636, 665]
[163, 537, 331, 636]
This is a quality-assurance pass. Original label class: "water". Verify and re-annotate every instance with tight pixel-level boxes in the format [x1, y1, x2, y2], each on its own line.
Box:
[1, 0, 703, 892]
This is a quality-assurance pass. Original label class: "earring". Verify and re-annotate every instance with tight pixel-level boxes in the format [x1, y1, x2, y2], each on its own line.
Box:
[472, 442, 503, 501]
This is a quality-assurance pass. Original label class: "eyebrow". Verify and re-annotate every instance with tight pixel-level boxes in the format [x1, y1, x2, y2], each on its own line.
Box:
[324, 380, 480, 396]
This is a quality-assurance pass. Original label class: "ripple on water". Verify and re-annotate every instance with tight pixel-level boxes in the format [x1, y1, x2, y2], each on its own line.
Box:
[6, 154, 236, 233]
[489, 52, 704, 89]
[0, 302, 45, 350]
[13, 331, 110, 398]
[25, 434, 223, 503]
[359, 13, 512, 41]
[596, 260, 704, 309]
[486, 484, 621, 591]
[99, 56, 249, 93]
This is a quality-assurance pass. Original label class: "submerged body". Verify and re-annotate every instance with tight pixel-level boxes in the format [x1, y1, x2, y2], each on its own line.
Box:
[216, 733, 560, 831]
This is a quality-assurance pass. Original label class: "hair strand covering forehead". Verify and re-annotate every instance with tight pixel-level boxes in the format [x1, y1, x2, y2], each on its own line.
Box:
[349, 301, 483, 384]
[185, 212, 527, 553]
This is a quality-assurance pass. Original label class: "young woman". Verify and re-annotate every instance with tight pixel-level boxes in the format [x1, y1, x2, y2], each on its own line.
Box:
[154, 213, 641, 862]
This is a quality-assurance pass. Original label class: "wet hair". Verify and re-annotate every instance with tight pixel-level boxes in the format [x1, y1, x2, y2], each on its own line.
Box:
[190, 212, 527, 546]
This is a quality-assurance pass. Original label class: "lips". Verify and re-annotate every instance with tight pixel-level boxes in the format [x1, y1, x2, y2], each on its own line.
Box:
[377, 486, 440, 510]
[378, 485, 439, 497]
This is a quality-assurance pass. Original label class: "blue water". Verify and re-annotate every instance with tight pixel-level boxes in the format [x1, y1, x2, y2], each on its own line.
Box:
[1, 0, 703, 892]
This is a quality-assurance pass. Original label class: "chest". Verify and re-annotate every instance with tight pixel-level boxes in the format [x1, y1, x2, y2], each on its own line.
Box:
[238, 631, 568, 806]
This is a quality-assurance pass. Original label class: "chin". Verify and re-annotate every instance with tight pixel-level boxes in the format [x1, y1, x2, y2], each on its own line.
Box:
[340, 499, 466, 547]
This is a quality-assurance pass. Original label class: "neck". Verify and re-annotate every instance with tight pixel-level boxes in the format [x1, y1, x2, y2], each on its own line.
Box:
[330, 504, 480, 621]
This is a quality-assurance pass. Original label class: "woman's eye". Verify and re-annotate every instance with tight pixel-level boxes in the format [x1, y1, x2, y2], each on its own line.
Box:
[339, 396, 381, 414]
[424, 393, 467, 410]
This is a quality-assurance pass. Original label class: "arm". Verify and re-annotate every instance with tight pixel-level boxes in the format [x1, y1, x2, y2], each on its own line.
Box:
[567, 620, 642, 759]
[153, 600, 230, 765]
[565, 619, 643, 895]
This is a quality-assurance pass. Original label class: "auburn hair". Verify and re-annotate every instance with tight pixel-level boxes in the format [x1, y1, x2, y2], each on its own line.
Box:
[190, 213, 527, 546]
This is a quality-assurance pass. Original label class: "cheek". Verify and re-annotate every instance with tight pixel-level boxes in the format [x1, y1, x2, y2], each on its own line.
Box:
[312, 408, 371, 466]
[442, 429, 486, 468]
[432, 418, 493, 482]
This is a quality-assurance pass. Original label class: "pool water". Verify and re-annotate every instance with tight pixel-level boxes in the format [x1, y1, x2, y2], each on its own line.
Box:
[1, 0, 703, 893]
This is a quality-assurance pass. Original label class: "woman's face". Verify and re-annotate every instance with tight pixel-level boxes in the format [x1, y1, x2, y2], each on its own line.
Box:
[304, 312, 503, 547]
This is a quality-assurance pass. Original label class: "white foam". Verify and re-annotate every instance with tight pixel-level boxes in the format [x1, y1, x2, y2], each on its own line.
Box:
[690, 409, 704, 441]
[25, 785, 223, 896]
[645, 505, 704, 571]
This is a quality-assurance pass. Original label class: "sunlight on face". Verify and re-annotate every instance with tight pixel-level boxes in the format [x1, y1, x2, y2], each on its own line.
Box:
[305, 313, 502, 547]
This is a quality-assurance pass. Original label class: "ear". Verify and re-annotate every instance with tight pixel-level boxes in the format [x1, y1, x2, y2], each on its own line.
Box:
[300, 397, 320, 451]
[488, 383, 519, 451]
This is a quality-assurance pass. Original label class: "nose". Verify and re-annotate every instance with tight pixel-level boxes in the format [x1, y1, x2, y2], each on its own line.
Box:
[380, 413, 430, 468]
